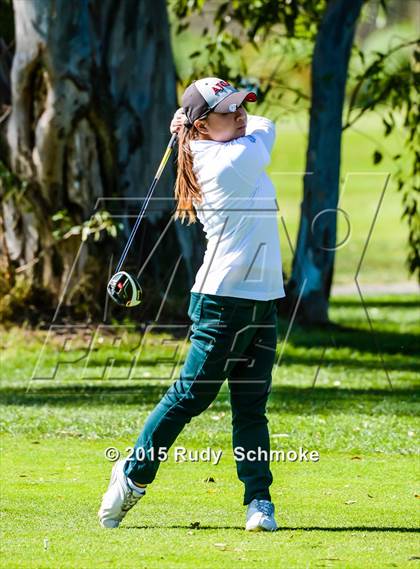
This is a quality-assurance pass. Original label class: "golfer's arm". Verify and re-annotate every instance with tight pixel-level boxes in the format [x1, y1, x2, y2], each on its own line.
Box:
[226, 137, 271, 187]
[246, 114, 276, 153]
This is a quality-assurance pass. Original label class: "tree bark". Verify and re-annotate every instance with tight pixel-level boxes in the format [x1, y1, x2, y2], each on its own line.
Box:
[287, 0, 364, 324]
[2, 0, 204, 321]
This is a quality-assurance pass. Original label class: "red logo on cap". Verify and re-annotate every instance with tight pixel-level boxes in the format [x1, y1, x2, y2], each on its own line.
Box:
[212, 80, 231, 95]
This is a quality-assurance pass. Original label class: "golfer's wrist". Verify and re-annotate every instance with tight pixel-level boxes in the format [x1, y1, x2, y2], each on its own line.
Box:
[170, 108, 186, 134]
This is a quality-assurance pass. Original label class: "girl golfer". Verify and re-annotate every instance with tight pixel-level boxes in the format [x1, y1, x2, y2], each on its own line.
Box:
[99, 77, 285, 531]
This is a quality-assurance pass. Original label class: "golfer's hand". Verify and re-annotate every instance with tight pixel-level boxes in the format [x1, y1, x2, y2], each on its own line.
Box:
[170, 108, 186, 134]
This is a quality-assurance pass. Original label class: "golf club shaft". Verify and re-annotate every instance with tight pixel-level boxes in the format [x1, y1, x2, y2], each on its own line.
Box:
[115, 133, 178, 273]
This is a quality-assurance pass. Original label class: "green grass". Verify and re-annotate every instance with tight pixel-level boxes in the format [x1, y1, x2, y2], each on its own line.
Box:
[1, 438, 419, 569]
[1, 296, 419, 568]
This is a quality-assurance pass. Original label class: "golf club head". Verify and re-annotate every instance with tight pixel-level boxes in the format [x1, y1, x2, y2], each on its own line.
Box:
[107, 271, 142, 308]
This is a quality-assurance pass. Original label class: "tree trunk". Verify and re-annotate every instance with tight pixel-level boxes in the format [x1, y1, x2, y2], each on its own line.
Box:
[287, 0, 364, 324]
[1, 0, 204, 321]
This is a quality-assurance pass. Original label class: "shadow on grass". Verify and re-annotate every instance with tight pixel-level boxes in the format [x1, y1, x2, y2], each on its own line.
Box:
[33, 313, 419, 375]
[277, 319, 419, 359]
[278, 353, 418, 373]
[275, 295, 419, 360]
[81, 348, 418, 372]
[56, 298, 419, 375]
[124, 525, 420, 533]
[1, 384, 418, 416]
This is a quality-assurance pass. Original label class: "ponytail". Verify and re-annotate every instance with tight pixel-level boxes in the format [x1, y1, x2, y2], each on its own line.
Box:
[174, 125, 203, 225]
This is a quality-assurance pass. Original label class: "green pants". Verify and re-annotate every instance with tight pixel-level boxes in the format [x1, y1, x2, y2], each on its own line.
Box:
[124, 292, 278, 505]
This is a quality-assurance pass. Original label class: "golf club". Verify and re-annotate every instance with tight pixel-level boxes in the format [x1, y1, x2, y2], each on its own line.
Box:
[107, 132, 178, 307]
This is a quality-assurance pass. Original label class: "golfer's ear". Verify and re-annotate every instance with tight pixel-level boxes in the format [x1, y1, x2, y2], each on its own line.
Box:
[194, 119, 208, 134]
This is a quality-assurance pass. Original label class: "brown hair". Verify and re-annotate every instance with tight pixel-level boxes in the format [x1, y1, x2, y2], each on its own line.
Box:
[174, 124, 203, 225]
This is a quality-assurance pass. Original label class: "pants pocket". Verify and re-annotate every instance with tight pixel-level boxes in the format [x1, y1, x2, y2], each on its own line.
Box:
[188, 292, 204, 322]
[201, 295, 224, 322]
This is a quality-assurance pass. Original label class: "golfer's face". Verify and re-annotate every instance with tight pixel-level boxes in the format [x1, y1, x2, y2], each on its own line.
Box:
[203, 106, 247, 142]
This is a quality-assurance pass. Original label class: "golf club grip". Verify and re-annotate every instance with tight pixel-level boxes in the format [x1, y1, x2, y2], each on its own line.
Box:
[155, 133, 178, 179]
[115, 133, 179, 273]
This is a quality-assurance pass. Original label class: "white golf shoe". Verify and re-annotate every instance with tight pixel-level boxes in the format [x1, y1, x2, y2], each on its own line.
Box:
[98, 460, 145, 528]
[245, 499, 278, 531]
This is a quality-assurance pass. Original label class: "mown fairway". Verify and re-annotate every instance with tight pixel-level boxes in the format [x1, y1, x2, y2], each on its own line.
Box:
[1, 296, 419, 568]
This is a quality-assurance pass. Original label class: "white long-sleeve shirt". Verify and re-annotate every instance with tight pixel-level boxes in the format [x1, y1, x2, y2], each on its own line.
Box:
[189, 114, 285, 301]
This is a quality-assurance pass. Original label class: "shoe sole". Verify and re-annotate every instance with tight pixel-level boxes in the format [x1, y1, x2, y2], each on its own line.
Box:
[246, 522, 278, 532]
[98, 461, 125, 528]
[99, 519, 120, 529]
